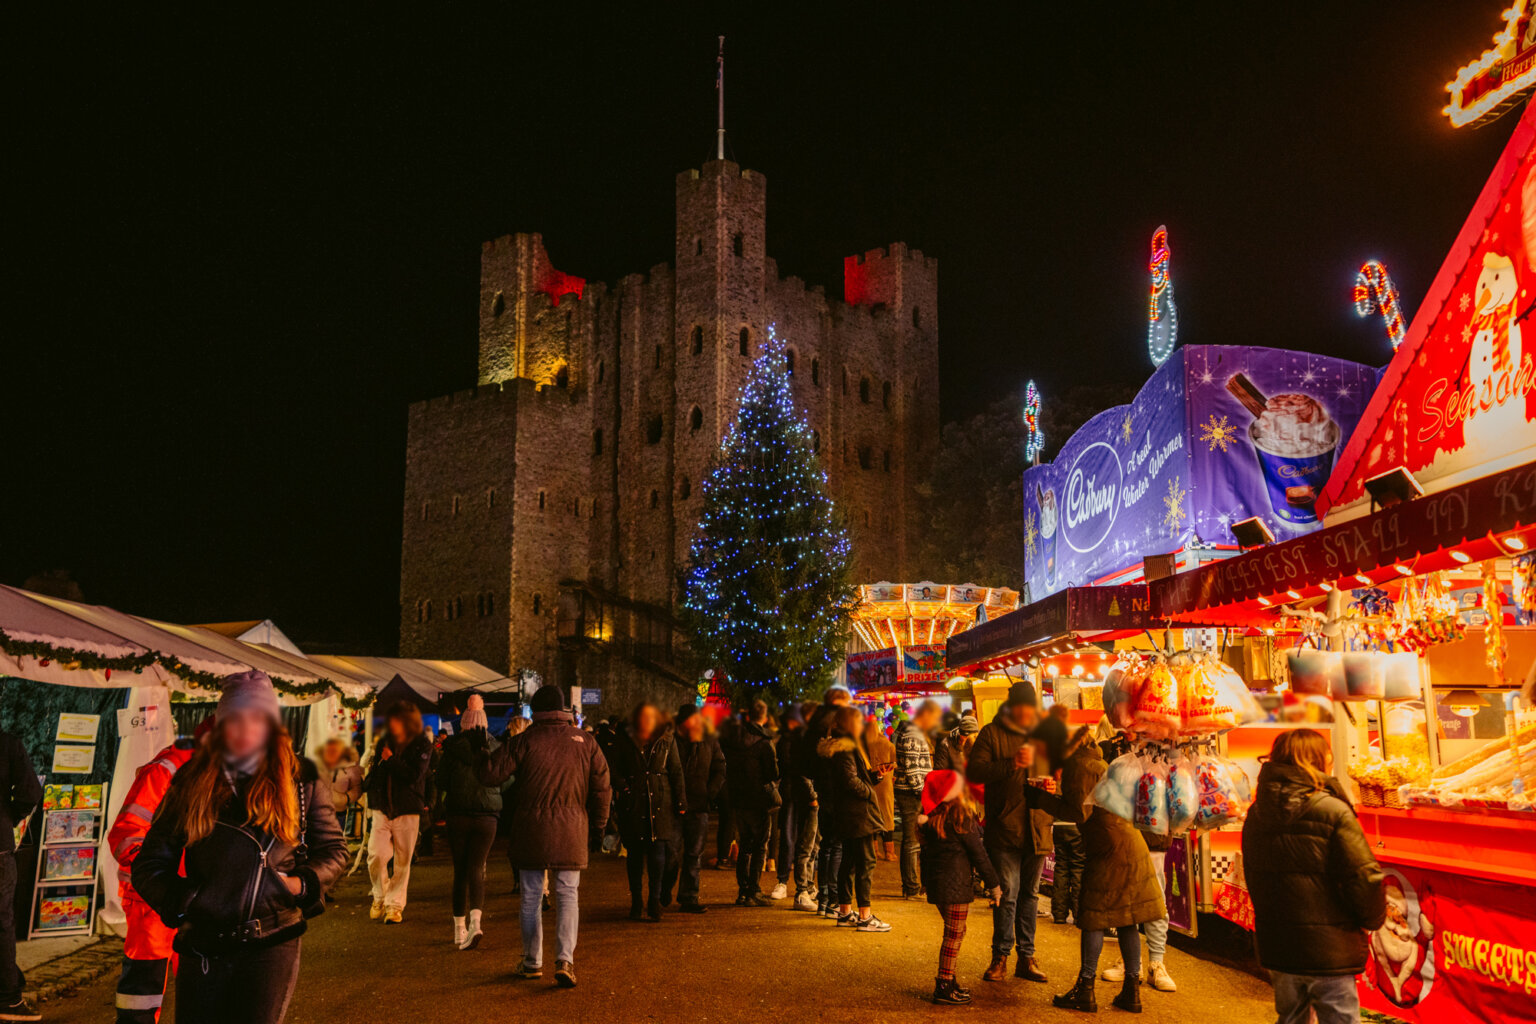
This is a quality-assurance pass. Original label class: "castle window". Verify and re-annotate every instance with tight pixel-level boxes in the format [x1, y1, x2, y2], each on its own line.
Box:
[883, 449, 892, 472]
[650, 489, 659, 509]
[538, 490, 546, 511]
[811, 358, 820, 385]
[912, 306, 921, 328]
[486, 592, 495, 615]
[739, 328, 750, 356]
[695, 238, 703, 256]
[593, 428, 603, 455]
[420, 501, 430, 522]
[492, 291, 504, 318]
[733, 232, 744, 257]
[882, 381, 892, 409]
[532, 594, 542, 616]
[691, 326, 703, 354]
[454, 597, 464, 620]
[475, 594, 484, 617]
[864, 509, 871, 528]
[842, 369, 849, 395]
[590, 499, 597, 519]
[451, 495, 460, 516]
[646, 414, 664, 445]
[859, 377, 871, 404]
[487, 488, 496, 510]
[572, 498, 580, 516]
[597, 360, 605, 384]
[654, 344, 662, 370]
[689, 406, 703, 433]
[424, 599, 433, 621]
[416, 599, 426, 623]
[554, 364, 570, 389]
[680, 475, 691, 499]
[858, 446, 873, 470]
[812, 430, 821, 453]
[786, 349, 796, 376]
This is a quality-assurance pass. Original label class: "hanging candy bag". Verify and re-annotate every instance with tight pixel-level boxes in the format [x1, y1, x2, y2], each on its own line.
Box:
[1208, 660, 1265, 727]
[1090, 751, 1140, 821]
[1134, 756, 1170, 834]
[1131, 660, 1181, 739]
[1101, 660, 1142, 731]
[1166, 753, 1199, 835]
[1179, 661, 1241, 734]
[1194, 753, 1242, 829]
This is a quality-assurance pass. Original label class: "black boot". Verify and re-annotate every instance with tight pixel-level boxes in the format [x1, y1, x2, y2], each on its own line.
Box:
[1052, 977, 1098, 1012]
[1112, 977, 1142, 1013]
[628, 898, 644, 921]
[932, 977, 971, 1006]
[646, 895, 663, 921]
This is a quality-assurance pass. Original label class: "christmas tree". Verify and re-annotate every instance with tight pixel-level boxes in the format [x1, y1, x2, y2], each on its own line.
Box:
[680, 327, 856, 704]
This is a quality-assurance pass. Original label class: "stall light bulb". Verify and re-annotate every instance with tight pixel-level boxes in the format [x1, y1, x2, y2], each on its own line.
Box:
[1354, 573, 1373, 585]
[1071, 664, 1084, 678]
[1506, 535, 1527, 551]
[1073, 651, 1081, 660]
[1286, 589, 1302, 600]
[1257, 596, 1272, 607]
[1394, 564, 1414, 576]
[1449, 550, 1471, 564]
[1319, 582, 1334, 592]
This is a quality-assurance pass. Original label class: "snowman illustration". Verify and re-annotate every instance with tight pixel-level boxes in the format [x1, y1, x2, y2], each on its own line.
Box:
[1036, 483, 1059, 588]
[1463, 252, 1525, 455]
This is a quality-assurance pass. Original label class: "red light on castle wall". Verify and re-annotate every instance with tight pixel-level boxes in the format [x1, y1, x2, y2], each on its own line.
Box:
[539, 268, 585, 306]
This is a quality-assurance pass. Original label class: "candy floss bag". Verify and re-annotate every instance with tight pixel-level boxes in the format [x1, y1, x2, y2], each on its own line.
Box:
[1101, 659, 1144, 732]
[1091, 751, 1140, 821]
[1134, 755, 1170, 834]
[1194, 752, 1243, 829]
[1166, 753, 1199, 835]
[1179, 660, 1238, 734]
[1131, 660, 1181, 739]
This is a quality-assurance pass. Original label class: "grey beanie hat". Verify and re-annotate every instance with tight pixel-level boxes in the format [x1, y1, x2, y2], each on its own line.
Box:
[217, 670, 282, 724]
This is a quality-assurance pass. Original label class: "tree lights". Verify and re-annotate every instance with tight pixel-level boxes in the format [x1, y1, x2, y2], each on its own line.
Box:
[678, 325, 856, 703]
[1024, 380, 1044, 463]
[1147, 225, 1179, 367]
[1353, 259, 1407, 350]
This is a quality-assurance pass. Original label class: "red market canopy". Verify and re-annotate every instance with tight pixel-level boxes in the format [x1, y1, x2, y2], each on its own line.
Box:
[1152, 460, 1536, 625]
[945, 585, 1153, 674]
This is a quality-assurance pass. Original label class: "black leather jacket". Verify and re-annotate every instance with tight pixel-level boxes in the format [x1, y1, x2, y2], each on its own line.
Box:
[133, 760, 348, 953]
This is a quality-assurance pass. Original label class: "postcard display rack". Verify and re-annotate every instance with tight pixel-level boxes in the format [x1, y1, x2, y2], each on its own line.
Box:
[28, 782, 109, 939]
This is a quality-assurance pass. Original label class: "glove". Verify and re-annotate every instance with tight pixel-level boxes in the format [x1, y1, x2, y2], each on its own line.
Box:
[988, 886, 1003, 906]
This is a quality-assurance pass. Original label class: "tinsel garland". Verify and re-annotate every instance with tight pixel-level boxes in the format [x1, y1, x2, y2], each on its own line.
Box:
[0, 628, 374, 708]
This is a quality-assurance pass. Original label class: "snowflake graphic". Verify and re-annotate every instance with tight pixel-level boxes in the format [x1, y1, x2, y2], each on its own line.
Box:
[1300, 369, 1317, 384]
[1163, 476, 1187, 535]
[1121, 413, 1134, 442]
[1462, 322, 1473, 344]
[1024, 510, 1038, 558]
[1337, 384, 1353, 399]
[1199, 413, 1239, 452]
[1459, 292, 1471, 313]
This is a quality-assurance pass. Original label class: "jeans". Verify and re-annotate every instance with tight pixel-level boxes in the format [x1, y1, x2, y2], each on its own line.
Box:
[792, 799, 818, 896]
[735, 808, 770, 896]
[177, 937, 300, 1024]
[367, 811, 421, 911]
[669, 811, 709, 906]
[624, 835, 668, 907]
[1080, 928, 1140, 985]
[837, 835, 876, 908]
[519, 869, 580, 967]
[446, 814, 497, 916]
[987, 845, 1047, 958]
[895, 790, 923, 894]
[1271, 972, 1361, 1024]
[775, 798, 800, 883]
[1050, 824, 1084, 922]
[816, 836, 844, 905]
[0, 854, 19, 1004]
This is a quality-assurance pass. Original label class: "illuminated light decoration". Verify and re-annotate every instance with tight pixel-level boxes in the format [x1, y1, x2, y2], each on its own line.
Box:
[1256, 596, 1272, 607]
[1286, 589, 1302, 600]
[1450, 549, 1473, 563]
[1146, 225, 1179, 366]
[1352, 260, 1407, 350]
[1355, 573, 1374, 585]
[1506, 535, 1528, 551]
[1023, 380, 1044, 462]
[1320, 582, 1334, 592]
[1444, 0, 1536, 128]
[1394, 564, 1414, 576]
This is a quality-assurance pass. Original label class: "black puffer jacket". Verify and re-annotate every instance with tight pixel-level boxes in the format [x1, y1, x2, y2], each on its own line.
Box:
[133, 760, 348, 954]
[436, 729, 505, 817]
[817, 736, 881, 840]
[609, 725, 686, 843]
[724, 721, 780, 811]
[363, 731, 433, 819]
[920, 810, 1000, 905]
[800, 703, 841, 802]
[676, 732, 726, 814]
[1241, 761, 1387, 976]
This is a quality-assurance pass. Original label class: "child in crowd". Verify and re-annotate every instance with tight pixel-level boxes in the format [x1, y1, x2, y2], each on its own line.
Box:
[918, 770, 1001, 1005]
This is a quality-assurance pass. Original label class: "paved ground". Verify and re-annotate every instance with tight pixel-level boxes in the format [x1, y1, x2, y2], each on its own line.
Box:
[41, 841, 1277, 1023]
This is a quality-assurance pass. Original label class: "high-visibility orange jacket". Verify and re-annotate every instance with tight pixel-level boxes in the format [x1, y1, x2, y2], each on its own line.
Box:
[107, 741, 195, 895]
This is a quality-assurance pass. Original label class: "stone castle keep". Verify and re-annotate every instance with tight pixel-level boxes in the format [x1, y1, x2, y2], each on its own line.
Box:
[400, 157, 939, 709]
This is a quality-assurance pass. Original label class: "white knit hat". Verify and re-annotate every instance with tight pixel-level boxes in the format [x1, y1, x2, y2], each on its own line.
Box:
[461, 693, 488, 732]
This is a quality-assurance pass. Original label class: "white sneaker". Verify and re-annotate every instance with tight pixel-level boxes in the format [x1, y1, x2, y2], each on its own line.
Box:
[1101, 961, 1145, 983]
[769, 883, 788, 901]
[461, 910, 483, 950]
[794, 893, 817, 911]
[369, 900, 384, 920]
[453, 916, 467, 946]
[1149, 961, 1177, 992]
[855, 914, 892, 933]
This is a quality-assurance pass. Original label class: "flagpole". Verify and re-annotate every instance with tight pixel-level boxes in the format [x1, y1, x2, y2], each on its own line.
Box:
[716, 36, 725, 161]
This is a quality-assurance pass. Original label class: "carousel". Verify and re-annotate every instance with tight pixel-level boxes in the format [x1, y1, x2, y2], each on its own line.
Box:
[845, 582, 1020, 700]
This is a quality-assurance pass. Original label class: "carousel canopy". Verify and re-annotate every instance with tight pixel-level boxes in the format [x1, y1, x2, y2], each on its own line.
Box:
[849, 582, 1020, 651]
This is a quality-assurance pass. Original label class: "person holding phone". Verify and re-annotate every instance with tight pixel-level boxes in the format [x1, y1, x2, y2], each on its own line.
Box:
[816, 706, 892, 932]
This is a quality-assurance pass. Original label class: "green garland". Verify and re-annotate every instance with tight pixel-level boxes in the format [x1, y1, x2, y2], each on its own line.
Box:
[0, 629, 374, 709]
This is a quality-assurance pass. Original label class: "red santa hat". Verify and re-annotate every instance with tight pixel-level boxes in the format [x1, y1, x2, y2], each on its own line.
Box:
[919, 769, 965, 823]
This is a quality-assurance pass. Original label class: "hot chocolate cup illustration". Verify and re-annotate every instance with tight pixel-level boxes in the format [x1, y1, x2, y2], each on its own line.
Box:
[1228, 375, 1339, 525]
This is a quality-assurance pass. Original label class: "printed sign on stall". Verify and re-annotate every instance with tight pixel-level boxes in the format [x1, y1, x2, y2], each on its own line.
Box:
[1023, 346, 1378, 600]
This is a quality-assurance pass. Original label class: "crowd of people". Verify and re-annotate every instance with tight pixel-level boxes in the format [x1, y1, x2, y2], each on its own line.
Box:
[8, 667, 1385, 1024]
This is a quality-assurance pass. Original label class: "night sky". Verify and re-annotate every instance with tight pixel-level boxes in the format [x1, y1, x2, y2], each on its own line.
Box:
[9, 5, 1519, 650]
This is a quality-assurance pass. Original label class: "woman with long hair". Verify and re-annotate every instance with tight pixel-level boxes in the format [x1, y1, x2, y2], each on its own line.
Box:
[133, 671, 347, 1024]
[1243, 728, 1385, 1024]
[437, 694, 506, 949]
[817, 705, 893, 932]
[362, 701, 434, 922]
[609, 702, 685, 920]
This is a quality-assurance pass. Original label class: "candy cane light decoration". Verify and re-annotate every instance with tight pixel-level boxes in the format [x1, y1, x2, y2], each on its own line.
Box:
[1147, 225, 1179, 367]
[1353, 259, 1406, 350]
[1024, 380, 1044, 462]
